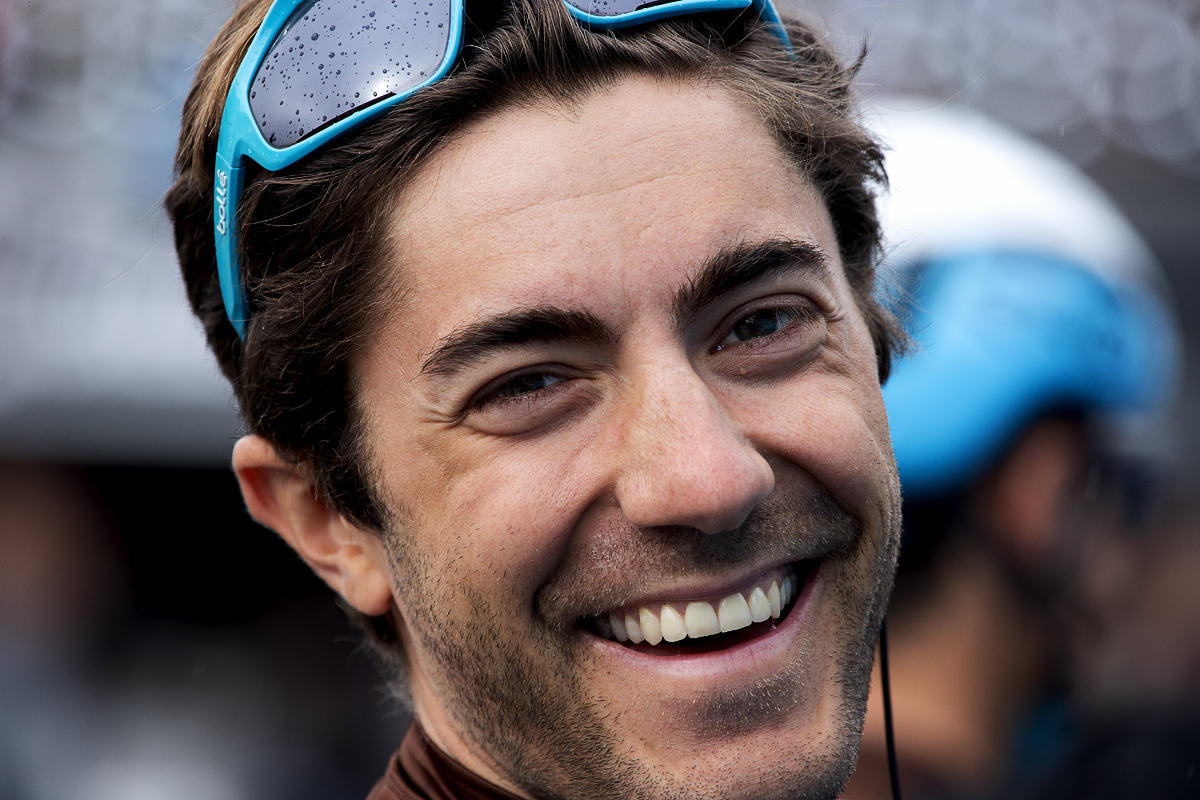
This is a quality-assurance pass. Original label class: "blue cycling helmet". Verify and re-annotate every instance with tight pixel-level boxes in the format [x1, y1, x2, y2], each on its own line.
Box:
[868, 102, 1180, 498]
[883, 250, 1176, 497]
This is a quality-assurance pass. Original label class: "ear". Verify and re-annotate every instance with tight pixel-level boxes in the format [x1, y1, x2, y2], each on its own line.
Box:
[232, 435, 394, 616]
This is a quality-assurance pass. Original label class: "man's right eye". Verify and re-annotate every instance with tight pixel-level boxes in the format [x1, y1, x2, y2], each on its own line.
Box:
[461, 366, 598, 436]
[491, 372, 564, 400]
[469, 369, 569, 412]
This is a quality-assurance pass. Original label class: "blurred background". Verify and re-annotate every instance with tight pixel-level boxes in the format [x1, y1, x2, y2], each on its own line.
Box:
[0, 0, 1197, 799]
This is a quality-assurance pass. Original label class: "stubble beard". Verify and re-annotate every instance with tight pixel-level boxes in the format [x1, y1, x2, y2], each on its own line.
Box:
[384, 485, 900, 800]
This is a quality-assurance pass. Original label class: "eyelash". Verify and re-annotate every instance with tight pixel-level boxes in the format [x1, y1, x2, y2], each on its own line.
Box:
[468, 367, 572, 412]
[711, 300, 820, 353]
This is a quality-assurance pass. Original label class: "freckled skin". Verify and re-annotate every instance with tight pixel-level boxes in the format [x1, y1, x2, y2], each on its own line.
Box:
[355, 77, 901, 800]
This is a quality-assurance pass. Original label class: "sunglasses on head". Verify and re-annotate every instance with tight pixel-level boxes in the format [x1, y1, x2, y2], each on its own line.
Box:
[214, 0, 794, 339]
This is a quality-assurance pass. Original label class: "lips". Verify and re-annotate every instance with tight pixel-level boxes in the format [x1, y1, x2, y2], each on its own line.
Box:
[583, 561, 813, 652]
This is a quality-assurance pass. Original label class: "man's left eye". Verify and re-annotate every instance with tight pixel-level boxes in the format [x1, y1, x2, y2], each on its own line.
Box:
[717, 306, 808, 348]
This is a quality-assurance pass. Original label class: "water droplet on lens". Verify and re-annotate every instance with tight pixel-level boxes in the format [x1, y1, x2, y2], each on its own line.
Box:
[311, 32, 319, 40]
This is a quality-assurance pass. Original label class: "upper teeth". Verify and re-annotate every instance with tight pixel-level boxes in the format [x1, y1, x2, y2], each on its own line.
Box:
[595, 573, 798, 646]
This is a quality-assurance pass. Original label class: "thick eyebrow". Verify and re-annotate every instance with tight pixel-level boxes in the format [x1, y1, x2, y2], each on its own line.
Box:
[673, 239, 832, 330]
[420, 306, 615, 378]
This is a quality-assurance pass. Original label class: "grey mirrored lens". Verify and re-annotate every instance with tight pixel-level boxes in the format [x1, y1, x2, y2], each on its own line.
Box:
[562, 0, 662, 16]
[250, 0, 453, 148]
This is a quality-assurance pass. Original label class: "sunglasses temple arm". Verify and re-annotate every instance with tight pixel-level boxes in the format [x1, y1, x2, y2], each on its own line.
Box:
[753, 0, 794, 58]
[214, 150, 250, 340]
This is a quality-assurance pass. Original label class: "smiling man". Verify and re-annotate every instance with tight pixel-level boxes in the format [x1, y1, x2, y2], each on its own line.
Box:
[167, 1, 904, 798]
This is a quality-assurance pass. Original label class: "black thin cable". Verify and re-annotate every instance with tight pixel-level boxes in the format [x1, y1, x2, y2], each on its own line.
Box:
[879, 619, 902, 800]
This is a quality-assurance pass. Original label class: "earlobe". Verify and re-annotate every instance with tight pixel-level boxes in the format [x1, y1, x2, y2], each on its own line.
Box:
[231, 435, 394, 616]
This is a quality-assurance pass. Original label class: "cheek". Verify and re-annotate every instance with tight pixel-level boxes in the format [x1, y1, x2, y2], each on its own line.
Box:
[739, 371, 896, 523]
[378, 423, 605, 605]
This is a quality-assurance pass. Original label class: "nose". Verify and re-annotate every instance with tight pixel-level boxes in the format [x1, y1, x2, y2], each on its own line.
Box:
[614, 365, 775, 534]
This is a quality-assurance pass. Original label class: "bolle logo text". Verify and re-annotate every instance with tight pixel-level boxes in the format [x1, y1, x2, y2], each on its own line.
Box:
[215, 169, 229, 235]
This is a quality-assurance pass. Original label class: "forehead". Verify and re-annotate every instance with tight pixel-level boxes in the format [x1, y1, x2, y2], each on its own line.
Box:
[378, 76, 843, 350]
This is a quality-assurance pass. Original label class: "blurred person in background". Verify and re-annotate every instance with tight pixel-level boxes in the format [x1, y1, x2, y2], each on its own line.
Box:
[0, 463, 128, 799]
[841, 103, 1196, 799]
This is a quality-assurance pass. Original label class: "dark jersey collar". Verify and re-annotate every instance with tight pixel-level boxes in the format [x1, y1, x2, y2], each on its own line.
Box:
[367, 720, 527, 800]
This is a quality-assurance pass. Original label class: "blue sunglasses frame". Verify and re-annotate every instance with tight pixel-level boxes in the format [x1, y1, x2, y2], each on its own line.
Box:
[214, 0, 793, 339]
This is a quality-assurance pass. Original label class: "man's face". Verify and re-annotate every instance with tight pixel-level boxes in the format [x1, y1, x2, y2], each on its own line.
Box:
[355, 76, 901, 800]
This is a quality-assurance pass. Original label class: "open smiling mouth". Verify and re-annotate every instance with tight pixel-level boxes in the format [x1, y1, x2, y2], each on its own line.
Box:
[583, 561, 816, 655]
